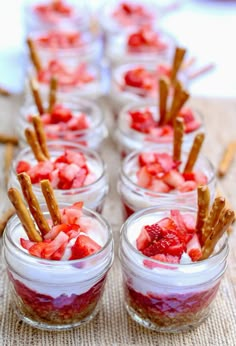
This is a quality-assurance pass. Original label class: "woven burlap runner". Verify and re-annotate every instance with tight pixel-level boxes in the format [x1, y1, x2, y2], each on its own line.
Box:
[0, 96, 236, 345]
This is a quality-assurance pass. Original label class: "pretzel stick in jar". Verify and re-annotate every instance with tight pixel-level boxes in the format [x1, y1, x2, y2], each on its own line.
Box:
[27, 38, 42, 73]
[183, 133, 205, 173]
[18, 173, 50, 235]
[173, 117, 184, 162]
[0, 208, 15, 236]
[40, 180, 61, 225]
[196, 185, 210, 236]
[8, 187, 42, 242]
[4, 143, 14, 186]
[48, 76, 58, 113]
[217, 141, 236, 178]
[32, 116, 50, 159]
[167, 88, 190, 124]
[158, 77, 169, 125]
[29, 78, 44, 115]
[170, 47, 186, 82]
[25, 128, 47, 162]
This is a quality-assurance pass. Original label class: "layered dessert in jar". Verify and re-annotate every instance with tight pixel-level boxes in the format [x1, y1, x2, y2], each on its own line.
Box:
[4, 179, 113, 330]
[118, 120, 215, 218]
[106, 25, 176, 66]
[25, 0, 90, 32]
[18, 97, 107, 150]
[9, 118, 108, 212]
[119, 192, 234, 332]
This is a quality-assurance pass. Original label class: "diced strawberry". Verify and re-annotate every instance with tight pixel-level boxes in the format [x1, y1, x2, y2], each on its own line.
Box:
[183, 172, 195, 181]
[28, 161, 54, 183]
[72, 202, 84, 210]
[67, 114, 89, 130]
[158, 217, 179, 233]
[138, 152, 156, 166]
[42, 232, 69, 259]
[156, 64, 171, 78]
[146, 163, 163, 176]
[136, 226, 151, 251]
[50, 104, 72, 123]
[124, 69, 144, 88]
[142, 236, 183, 257]
[50, 241, 68, 260]
[67, 229, 79, 240]
[137, 166, 151, 188]
[149, 179, 170, 193]
[179, 108, 195, 123]
[49, 168, 60, 187]
[130, 109, 156, 133]
[181, 214, 196, 233]
[16, 161, 31, 174]
[72, 168, 87, 188]
[163, 170, 185, 188]
[20, 238, 35, 250]
[194, 171, 208, 185]
[58, 163, 81, 182]
[144, 223, 162, 241]
[29, 242, 50, 258]
[61, 205, 82, 224]
[185, 120, 201, 133]
[70, 234, 101, 260]
[44, 224, 71, 240]
[65, 150, 87, 167]
[177, 181, 197, 192]
[187, 234, 202, 261]
[156, 153, 176, 172]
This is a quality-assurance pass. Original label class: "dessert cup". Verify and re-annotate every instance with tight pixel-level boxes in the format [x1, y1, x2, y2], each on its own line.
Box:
[118, 146, 216, 219]
[119, 205, 228, 332]
[9, 141, 108, 213]
[4, 204, 114, 330]
[18, 99, 107, 151]
[115, 101, 204, 157]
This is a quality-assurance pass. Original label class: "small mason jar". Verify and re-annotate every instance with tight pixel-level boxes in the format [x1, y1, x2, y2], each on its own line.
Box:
[18, 99, 107, 151]
[110, 62, 188, 113]
[4, 204, 114, 330]
[118, 146, 216, 219]
[119, 205, 228, 332]
[9, 141, 108, 213]
[115, 101, 204, 157]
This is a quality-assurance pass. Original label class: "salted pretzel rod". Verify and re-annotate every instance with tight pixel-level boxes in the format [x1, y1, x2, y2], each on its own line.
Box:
[29, 78, 44, 115]
[18, 173, 50, 235]
[41, 180, 61, 225]
[183, 133, 205, 173]
[32, 116, 50, 159]
[217, 141, 236, 178]
[4, 143, 14, 185]
[48, 76, 58, 113]
[166, 83, 190, 124]
[0, 208, 15, 236]
[201, 197, 225, 244]
[27, 38, 42, 73]
[158, 77, 169, 125]
[25, 128, 47, 162]
[8, 188, 42, 242]
[196, 186, 210, 235]
[173, 117, 184, 162]
[163, 80, 181, 124]
[170, 47, 186, 82]
[0, 134, 18, 145]
[201, 209, 235, 260]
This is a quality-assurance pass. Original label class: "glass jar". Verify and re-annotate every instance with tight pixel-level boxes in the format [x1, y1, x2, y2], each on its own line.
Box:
[110, 62, 188, 113]
[115, 101, 204, 157]
[105, 28, 176, 67]
[9, 141, 108, 213]
[119, 205, 228, 332]
[18, 99, 107, 151]
[118, 146, 216, 219]
[4, 204, 114, 330]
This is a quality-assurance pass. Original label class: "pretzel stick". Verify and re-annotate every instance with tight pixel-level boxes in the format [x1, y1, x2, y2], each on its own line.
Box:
[217, 141, 236, 178]
[201, 209, 235, 260]
[158, 77, 169, 125]
[183, 133, 205, 173]
[29, 78, 44, 115]
[201, 197, 225, 244]
[173, 117, 184, 162]
[32, 116, 50, 159]
[196, 186, 210, 235]
[0, 208, 15, 236]
[40, 180, 61, 225]
[170, 90, 190, 124]
[170, 47, 186, 82]
[4, 143, 14, 186]
[8, 188, 42, 242]
[48, 76, 58, 113]
[0, 134, 18, 145]
[0, 86, 11, 96]
[27, 38, 42, 73]
[18, 173, 50, 235]
[25, 128, 47, 162]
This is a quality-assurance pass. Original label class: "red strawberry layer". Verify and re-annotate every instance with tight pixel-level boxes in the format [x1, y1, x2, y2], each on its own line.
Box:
[136, 152, 207, 193]
[20, 202, 101, 261]
[16, 150, 96, 189]
[35, 31, 83, 49]
[34, 1, 73, 20]
[127, 26, 168, 53]
[129, 107, 201, 137]
[37, 60, 94, 88]
[113, 2, 153, 26]
[136, 210, 202, 267]
[28, 104, 90, 138]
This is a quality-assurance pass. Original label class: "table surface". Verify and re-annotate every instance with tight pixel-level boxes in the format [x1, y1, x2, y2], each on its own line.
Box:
[0, 95, 236, 345]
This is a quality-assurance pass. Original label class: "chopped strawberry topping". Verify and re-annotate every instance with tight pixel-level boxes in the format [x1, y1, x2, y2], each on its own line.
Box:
[16, 161, 31, 174]
[113, 2, 153, 27]
[36, 31, 83, 49]
[70, 234, 101, 260]
[127, 26, 167, 53]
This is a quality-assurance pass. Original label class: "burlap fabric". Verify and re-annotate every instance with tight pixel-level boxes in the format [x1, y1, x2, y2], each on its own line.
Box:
[0, 96, 235, 345]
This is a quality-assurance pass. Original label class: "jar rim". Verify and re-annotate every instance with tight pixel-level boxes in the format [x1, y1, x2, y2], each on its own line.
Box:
[5, 204, 113, 265]
[12, 140, 107, 194]
[120, 205, 229, 269]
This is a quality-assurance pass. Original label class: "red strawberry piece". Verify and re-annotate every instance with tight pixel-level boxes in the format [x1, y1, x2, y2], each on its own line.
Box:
[142, 236, 183, 257]
[61, 205, 82, 224]
[156, 153, 176, 172]
[158, 217, 179, 233]
[159, 125, 173, 137]
[152, 254, 179, 264]
[177, 181, 197, 192]
[156, 64, 171, 78]
[41, 113, 51, 125]
[28, 161, 54, 183]
[41, 232, 69, 259]
[163, 170, 185, 188]
[50, 104, 72, 123]
[44, 224, 72, 240]
[194, 171, 208, 185]
[50, 241, 68, 260]
[130, 109, 156, 133]
[138, 152, 156, 166]
[124, 68, 144, 88]
[146, 163, 163, 176]
[179, 108, 195, 123]
[183, 172, 195, 181]
[49, 168, 60, 187]
[70, 234, 101, 260]
[128, 33, 143, 48]
[58, 163, 81, 182]
[16, 161, 31, 174]
[181, 214, 196, 233]
[136, 226, 151, 251]
[144, 223, 162, 241]
[67, 114, 89, 131]
[72, 201, 84, 210]
[20, 238, 35, 250]
[185, 120, 201, 133]
[149, 179, 171, 193]
[187, 234, 202, 261]
[65, 150, 87, 167]
[72, 168, 87, 188]
[67, 229, 79, 240]
[29, 242, 51, 258]
[137, 166, 152, 188]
